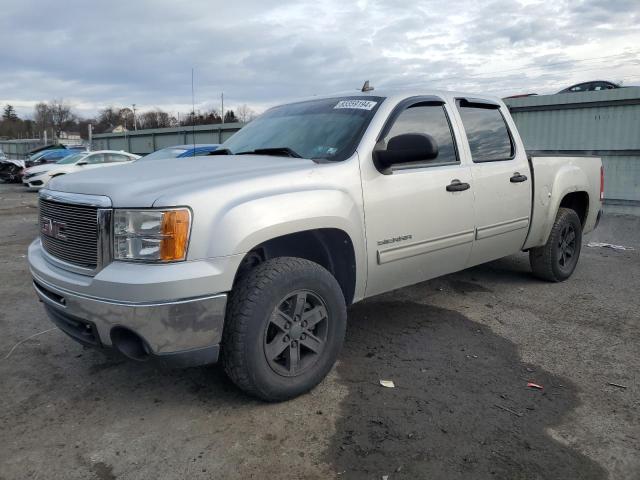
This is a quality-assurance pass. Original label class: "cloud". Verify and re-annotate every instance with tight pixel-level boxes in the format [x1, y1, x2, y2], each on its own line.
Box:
[0, 0, 639, 118]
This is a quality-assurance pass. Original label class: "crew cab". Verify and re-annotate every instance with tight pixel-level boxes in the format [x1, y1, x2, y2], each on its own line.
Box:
[28, 89, 603, 401]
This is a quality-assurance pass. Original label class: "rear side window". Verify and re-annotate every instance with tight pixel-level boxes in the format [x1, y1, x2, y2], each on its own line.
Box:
[85, 154, 105, 164]
[104, 154, 125, 163]
[457, 105, 514, 162]
[382, 104, 458, 167]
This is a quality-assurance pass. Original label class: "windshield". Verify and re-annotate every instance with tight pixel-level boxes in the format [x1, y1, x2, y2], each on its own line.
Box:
[57, 153, 87, 165]
[221, 96, 384, 161]
[142, 147, 188, 161]
[30, 150, 51, 160]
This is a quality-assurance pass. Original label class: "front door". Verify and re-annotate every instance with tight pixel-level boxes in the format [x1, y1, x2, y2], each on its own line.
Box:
[361, 98, 476, 298]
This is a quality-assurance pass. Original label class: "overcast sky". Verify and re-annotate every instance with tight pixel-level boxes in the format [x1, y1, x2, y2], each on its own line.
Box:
[1, 0, 639, 118]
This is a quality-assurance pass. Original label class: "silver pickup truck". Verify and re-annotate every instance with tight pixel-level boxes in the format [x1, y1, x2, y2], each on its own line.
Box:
[28, 89, 603, 401]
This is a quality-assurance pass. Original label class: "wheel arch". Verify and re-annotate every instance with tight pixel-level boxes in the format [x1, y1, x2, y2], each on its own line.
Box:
[523, 161, 593, 249]
[233, 228, 358, 305]
[559, 191, 589, 227]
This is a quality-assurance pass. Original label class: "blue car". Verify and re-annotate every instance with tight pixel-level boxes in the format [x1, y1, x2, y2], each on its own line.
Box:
[141, 144, 220, 161]
[30, 149, 77, 165]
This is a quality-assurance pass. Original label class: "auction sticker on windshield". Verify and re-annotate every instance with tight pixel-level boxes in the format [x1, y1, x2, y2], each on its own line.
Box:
[334, 100, 378, 110]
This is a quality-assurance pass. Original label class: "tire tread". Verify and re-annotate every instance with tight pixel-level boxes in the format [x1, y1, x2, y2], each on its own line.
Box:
[222, 257, 344, 400]
[529, 207, 581, 282]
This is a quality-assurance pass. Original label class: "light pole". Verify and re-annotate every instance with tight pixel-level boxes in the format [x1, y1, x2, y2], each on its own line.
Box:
[132, 104, 137, 131]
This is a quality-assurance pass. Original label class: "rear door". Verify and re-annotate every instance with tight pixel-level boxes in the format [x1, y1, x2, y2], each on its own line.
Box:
[361, 97, 476, 297]
[454, 98, 531, 266]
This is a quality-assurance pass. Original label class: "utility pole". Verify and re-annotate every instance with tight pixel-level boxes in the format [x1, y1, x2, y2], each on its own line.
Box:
[132, 104, 137, 131]
[221, 92, 224, 124]
[88, 123, 93, 149]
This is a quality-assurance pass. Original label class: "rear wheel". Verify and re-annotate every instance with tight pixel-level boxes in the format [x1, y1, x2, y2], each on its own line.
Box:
[222, 257, 347, 401]
[529, 207, 582, 282]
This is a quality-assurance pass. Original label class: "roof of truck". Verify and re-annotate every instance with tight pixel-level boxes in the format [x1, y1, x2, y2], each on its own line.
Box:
[291, 88, 504, 106]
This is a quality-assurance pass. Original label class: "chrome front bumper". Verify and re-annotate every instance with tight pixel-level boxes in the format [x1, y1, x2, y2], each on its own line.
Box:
[29, 240, 228, 367]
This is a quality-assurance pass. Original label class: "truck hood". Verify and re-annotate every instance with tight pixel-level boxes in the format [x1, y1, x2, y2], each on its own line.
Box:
[46, 155, 319, 207]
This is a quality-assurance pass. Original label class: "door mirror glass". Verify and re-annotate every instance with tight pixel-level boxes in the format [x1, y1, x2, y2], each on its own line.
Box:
[374, 133, 438, 169]
[76, 160, 88, 166]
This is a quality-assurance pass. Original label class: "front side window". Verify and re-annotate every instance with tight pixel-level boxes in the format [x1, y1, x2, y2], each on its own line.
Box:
[221, 96, 384, 161]
[381, 104, 458, 167]
[57, 153, 87, 165]
[457, 105, 514, 162]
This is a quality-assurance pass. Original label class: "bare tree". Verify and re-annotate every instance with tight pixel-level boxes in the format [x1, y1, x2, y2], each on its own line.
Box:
[48, 99, 76, 137]
[94, 107, 120, 133]
[139, 109, 175, 129]
[236, 104, 256, 123]
[118, 108, 134, 130]
[34, 102, 52, 134]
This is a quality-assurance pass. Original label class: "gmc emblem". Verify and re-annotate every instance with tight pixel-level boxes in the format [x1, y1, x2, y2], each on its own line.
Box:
[41, 217, 67, 241]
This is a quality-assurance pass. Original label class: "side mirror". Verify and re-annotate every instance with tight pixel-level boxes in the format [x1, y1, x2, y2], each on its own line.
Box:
[76, 161, 88, 166]
[374, 133, 439, 170]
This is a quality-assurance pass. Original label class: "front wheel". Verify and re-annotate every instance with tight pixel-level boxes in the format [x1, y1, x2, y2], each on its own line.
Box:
[529, 207, 583, 282]
[222, 257, 347, 401]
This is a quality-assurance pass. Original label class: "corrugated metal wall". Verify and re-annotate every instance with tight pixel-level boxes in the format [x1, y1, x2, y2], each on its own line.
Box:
[505, 87, 640, 212]
[0, 139, 43, 159]
[91, 123, 244, 155]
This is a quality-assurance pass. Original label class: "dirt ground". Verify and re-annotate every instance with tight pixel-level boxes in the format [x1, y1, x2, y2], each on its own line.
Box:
[0, 182, 638, 480]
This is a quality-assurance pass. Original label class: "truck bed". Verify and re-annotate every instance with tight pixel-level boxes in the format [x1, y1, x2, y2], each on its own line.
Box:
[523, 154, 602, 250]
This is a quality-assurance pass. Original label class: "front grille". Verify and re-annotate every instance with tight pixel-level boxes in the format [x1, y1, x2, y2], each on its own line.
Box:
[39, 198, 99, 269]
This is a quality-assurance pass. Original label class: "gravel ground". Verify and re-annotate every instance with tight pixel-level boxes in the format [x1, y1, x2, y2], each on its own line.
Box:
[0, 182, 638, 480]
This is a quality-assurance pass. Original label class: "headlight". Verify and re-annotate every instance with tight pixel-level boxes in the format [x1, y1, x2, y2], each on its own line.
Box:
[113, 209, 191, 262]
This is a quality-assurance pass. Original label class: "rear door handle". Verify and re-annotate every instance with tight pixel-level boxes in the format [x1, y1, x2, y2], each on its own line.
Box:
[446, 179, 471, 192]
[510, 172, 528, 183]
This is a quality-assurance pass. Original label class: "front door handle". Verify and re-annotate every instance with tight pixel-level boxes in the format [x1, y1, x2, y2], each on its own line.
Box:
[446, 179, 471, 192]
[510, 172, 528, 183]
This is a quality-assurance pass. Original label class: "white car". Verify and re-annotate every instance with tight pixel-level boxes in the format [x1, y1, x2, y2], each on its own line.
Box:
[22, 150, 140, 189]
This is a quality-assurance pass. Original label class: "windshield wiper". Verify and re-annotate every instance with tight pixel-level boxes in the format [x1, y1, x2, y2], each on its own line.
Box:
[207, 148, 232, 156]
[235, 147, 303, 158]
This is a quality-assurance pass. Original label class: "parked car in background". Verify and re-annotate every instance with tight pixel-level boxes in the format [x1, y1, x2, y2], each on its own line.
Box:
[1, 157, 28, 183]
[557, 81, 621, 94]
[140, 144, 220, 161]
[504, 93, 538, 99]
[22, 150, 140, 189]
[26, 146, 86, 166]
[27, 149, 77, 166]
[29, 147, 68, 163]
[0, 151, 24, 183]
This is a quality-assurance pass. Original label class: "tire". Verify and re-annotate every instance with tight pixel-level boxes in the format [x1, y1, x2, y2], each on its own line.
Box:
[222, 257, 347, 401]
[529, 207, 583, 282]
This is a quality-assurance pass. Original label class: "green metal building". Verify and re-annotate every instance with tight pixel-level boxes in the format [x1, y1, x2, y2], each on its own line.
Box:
[91, 123, 243, 156]
[505, 87, 640, 214]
